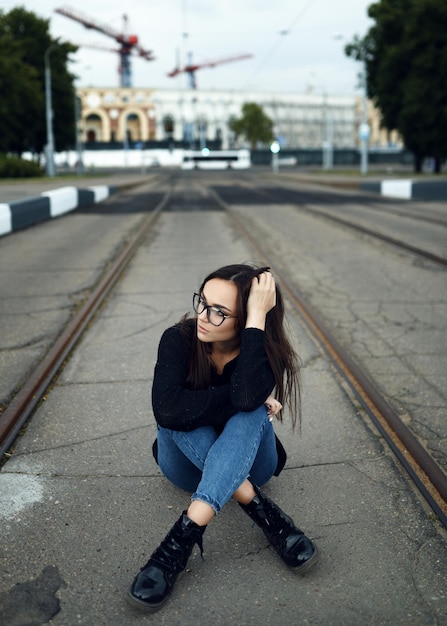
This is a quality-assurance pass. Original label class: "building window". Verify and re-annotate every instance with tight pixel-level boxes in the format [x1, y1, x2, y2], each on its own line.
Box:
[124, 113, 140, 142]
[163, 115, 175, 138]
[85, 113, 102, 142]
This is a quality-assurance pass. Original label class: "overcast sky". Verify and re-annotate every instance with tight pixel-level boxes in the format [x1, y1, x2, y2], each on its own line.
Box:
[4, 0, 374, 95]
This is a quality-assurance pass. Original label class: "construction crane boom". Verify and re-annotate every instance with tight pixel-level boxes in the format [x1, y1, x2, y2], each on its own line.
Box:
[168, 53, 253, 89]
[55, 5, 155, 87]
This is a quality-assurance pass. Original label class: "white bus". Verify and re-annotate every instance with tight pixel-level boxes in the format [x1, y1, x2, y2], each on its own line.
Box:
[181, 149, 251, 170]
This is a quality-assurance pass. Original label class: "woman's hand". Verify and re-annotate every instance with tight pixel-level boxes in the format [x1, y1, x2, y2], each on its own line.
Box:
[245, 271, 276, 330]
[265, 395, 282, 421]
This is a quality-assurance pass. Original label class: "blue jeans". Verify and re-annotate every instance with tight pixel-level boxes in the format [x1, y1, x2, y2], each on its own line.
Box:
[157, 405, 278, 514]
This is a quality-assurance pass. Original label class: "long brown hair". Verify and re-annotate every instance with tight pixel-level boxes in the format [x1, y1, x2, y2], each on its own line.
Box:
[180, 263, 301, 428]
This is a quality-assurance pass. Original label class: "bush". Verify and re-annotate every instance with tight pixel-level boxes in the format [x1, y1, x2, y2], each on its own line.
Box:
[0, 155, 44, 178]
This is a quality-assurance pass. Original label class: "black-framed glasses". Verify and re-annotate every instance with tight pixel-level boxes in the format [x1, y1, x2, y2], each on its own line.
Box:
[192, 293, 237, 327]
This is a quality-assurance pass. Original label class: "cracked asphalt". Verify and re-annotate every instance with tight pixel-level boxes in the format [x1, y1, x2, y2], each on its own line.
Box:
[228, 187, 447, 473]
[0, 171, 446, 626]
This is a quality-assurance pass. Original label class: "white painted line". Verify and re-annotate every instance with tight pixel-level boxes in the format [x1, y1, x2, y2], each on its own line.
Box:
[0, 474, 44, 519]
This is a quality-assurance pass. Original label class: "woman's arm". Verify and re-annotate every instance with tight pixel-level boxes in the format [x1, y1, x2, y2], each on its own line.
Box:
[245, 271, 276, 330]
[229, 272, 277, 410]
[229, 328, 275, 411]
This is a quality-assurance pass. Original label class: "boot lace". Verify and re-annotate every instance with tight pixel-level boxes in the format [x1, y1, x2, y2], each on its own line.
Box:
[147, 519, 204, 573]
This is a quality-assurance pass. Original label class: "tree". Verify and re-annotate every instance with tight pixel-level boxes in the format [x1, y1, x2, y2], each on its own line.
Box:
[345, 0, 447, 173]
[0, 7, 77, 157]
[0, 32, 41, 155]
[230, 103, 274, 149]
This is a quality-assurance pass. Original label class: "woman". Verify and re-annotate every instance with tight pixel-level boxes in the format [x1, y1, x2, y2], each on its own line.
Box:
[127, 263, 318, 613]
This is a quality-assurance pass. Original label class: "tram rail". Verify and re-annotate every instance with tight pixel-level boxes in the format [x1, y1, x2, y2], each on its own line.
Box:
[210, 186, 447, 528]
[219, 179, 447, 269]
[0, 189, 171, 461]
[1, 176, 446, 531]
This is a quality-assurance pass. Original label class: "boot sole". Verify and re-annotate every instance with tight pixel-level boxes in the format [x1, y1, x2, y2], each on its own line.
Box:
[288, 545, 319, 574]
[126, 586, 171, 613]
[126, 568, 186, 614]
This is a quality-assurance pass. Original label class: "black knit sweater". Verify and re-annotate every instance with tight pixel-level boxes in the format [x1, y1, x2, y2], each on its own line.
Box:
[151, 320, 275, 431]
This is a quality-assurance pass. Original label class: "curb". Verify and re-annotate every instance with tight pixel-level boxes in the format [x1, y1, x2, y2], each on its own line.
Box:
[0, 184, 118, 238]
[360, 179, 447, 201]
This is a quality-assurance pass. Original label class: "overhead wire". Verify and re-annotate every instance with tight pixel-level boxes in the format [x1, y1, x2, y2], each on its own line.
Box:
[247, 0, 318, 87]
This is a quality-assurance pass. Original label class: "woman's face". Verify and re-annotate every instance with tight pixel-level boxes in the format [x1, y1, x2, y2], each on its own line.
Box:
[196, 278, 239, 344]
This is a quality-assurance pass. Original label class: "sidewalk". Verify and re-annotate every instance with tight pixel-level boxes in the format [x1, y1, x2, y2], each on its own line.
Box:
[0, 201, 446, 625]
[0, 169, 153, 204]
[0, 170, 157, 237]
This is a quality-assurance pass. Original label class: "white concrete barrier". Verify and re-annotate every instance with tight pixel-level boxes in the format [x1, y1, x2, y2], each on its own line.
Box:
[42, 187, 78, 217]
[381, 179, 412, 199]
[89, 186, 109, 203]
[1, 183, 119, 238]
[0, 203, 12, 236]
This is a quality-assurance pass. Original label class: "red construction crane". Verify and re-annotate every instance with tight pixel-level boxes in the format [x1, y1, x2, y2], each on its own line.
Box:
[55, 5, 155, 87]
[168, 53, 253, 89]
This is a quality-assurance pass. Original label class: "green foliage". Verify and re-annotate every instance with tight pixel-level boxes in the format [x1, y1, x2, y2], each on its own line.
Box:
[230, 103, 274, 149]
[0, 7, 78, 157]
[0, 154, 43, 178]
[345, 0, 447, 172]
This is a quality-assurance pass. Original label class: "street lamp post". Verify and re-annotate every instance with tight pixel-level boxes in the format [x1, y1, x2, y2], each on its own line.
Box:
[359, 64, 370, 175]
[270, 140, 280, 172]
[44, 44, 57, 177]
[334, 34, 370, 175]
[123, 113, 129, 166]
[74, 95, 84, 175]
[322, 93, 334, 170]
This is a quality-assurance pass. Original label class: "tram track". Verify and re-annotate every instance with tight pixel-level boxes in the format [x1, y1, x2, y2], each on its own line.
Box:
[218, 178, 447, 268]
[209, 184, 447, 528]
[258, 177, 447, 228]
[1, 174, 446, 531]
[0, 188, 170, 461]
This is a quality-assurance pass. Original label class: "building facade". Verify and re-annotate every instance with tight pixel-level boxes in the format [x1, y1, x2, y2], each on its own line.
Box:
[77, 86, 401, 151]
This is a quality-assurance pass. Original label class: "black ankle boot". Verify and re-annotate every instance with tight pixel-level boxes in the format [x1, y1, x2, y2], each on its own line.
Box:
[127, 511, 206, 613]
[239, 485, 318, 573]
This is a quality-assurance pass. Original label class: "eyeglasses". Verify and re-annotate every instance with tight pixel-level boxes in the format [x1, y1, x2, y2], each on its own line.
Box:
[192, 293, 237, 327]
